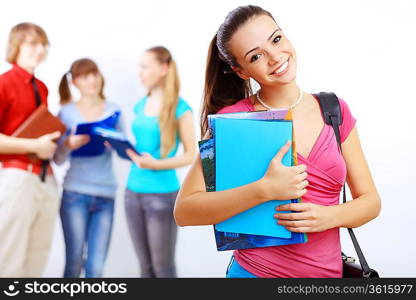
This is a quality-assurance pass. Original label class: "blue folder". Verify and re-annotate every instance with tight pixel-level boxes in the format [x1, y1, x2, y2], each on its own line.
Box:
[199, 138, 307, 251]
[215, 118, 293, 238]
[93, 127, 140, 160]
[71, 111, 120, 157]
[75, 111, 120, 135]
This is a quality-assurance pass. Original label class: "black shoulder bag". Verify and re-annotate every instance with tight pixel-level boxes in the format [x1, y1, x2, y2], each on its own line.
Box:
[313, 92, 379, 278]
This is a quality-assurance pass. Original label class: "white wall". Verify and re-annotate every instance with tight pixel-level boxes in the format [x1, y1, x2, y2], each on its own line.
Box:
[0, 0, 415, 277]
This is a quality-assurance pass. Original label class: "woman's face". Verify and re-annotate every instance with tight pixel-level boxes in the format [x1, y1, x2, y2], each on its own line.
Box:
[229, 14, 297, 86]
[138, 51, 168, 91]
[72, 72, 103, 98]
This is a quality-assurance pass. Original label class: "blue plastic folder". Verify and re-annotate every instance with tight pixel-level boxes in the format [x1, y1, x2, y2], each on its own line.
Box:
[215, 118, 293, 238]
[93, 127, 140, 160]
[75, 111, 120, 136]
[72, 111, 120, 157]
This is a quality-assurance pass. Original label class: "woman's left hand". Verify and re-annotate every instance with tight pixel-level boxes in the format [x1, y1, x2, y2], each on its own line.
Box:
[274, 202, 337, 233]
[126, 150, 161, 170]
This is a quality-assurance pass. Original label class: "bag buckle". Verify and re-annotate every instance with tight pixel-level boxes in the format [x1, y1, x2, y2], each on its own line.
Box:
[363, 271, 371, 278]
[345, 256, 356, 263]
[342, 253, 356, 263]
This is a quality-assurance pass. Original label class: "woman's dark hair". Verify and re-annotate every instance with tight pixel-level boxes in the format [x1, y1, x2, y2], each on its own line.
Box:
[201, 5, 275, 136]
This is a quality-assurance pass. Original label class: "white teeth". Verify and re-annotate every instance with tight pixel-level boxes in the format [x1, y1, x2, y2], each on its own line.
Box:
[275, 60, 289, 74]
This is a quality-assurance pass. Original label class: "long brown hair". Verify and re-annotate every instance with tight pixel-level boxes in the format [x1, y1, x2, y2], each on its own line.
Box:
[147, 46, 180, 158]
[59, 58, 105, 104]
[201, 5, 275, 136]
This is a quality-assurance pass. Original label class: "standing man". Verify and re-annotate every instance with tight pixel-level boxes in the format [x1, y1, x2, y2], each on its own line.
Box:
[0, 23, 61, 277]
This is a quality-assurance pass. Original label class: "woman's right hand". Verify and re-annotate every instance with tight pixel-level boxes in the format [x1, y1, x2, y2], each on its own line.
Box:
[63, 134, 90, 150]
[260, 141, 308, 201]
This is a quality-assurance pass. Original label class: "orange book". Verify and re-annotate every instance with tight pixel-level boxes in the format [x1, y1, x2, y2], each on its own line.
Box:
[12, 104, 66, 139]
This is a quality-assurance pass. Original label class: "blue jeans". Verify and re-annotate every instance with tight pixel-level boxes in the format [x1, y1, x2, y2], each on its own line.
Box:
[226, 256, 257, 278]
[60, 190, 114, 278]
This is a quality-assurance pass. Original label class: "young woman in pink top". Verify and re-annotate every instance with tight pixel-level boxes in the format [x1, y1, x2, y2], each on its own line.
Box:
[174, 5, 381, 278]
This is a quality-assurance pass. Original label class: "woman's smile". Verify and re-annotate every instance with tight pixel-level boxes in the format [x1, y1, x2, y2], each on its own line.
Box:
[269, 57, 290, 77]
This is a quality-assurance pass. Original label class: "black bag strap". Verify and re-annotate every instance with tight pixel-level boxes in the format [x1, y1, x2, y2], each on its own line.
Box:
[313, 92, 373, 277]
[31, 77, 48, 182]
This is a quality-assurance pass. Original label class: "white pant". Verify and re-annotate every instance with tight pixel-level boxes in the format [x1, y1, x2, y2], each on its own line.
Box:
[0, 168, 60, 277]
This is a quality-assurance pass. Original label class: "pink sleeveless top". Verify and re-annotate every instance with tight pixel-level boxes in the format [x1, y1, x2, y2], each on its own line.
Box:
[217, 96, 356, 278]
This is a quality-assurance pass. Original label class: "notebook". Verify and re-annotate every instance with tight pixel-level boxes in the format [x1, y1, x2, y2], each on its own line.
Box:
[11, 104, 66, 139]
[71, 111, 120, 157]
[199, 109, 307, 251]
[208, 109, 288, 139]
[214, 118, 293, 237]
[199, 138, 307, 251]
[93, 127, 140, 160]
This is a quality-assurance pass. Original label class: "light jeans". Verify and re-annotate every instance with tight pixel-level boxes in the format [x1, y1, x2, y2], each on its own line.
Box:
[60, 190, 114, 278]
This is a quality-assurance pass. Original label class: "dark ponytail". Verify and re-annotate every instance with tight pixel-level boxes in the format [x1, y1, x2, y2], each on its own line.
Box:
[201, 35, 249, 136]
[59, 72, 71, 104]
[200, 5, 275, 137]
